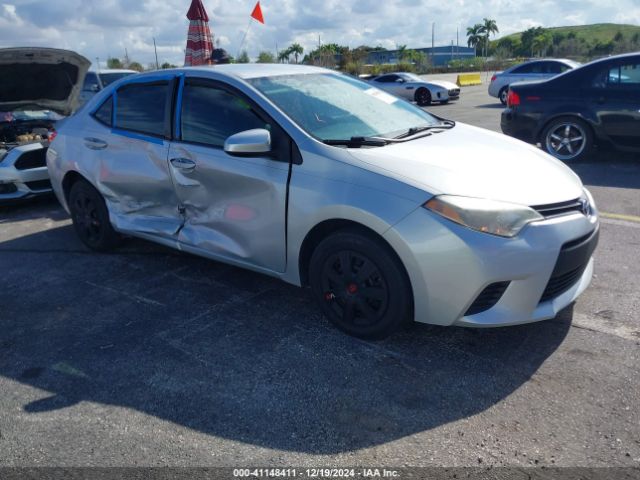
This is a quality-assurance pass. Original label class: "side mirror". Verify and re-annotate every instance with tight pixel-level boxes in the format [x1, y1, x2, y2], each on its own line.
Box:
[224, 128, 271, 155]
[396, 78, 405, 83]
[91, 84, 101, 92]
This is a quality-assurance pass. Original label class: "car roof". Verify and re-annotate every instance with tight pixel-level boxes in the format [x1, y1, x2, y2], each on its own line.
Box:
[154, 64, 331, 80]
[90, 69, 138, 74]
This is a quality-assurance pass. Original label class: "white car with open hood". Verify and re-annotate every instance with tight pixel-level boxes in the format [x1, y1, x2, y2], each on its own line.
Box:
[0, 47, 90, 202]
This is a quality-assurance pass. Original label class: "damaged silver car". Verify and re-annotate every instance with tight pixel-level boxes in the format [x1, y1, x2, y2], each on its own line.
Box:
[0, 48, 89, 202]
[48, 65, 598, 339]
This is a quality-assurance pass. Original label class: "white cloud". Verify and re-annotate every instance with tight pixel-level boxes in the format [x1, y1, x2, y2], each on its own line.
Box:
[0, 0, 638, 67]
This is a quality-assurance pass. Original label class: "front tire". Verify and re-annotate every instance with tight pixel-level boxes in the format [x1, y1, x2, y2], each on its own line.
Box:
[415, 88, 432, 107]
[541, 116, 593, 162]
[309, 229, 412, 339]
[69, 180, 121, 251]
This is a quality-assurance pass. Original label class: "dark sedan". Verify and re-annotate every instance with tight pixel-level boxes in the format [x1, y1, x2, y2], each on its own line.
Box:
[501, 52, 640, 162]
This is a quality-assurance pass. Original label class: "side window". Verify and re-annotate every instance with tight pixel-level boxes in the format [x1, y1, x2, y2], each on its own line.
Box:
[593, 63, 640, 88]
[93, 96, 113, 126]
[83, 73, 100, 91]
[115, 82, 169, 137]
[546, 62, 564, 74]
[376, 75, 397, 83]
[511, 64, 534, 74]
[180, 83, 268, 148]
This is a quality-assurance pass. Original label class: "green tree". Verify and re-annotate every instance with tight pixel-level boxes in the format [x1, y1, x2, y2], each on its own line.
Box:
[256, 51, 275, 63]
[532, 31, 553, 57]
[480, 18, 499, 57]
[128, 61, 144, 72]
[161, 62, 177, 69]
[466, 24, 483, 57]
[521, 27, 545, 56]
[237, 50, 250, 63]
[289, 43, 304, 64]
[107, 57, 123, 69]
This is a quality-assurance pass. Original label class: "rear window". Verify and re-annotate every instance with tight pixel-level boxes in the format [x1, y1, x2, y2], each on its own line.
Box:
[115, 82, 168, 137]
[93, 96, 113, 126]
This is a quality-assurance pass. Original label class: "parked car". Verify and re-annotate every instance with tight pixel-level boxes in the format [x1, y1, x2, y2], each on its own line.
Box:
[489, 59, 581, 105]
[78, 69, 138, 107]
[501, 52, 640, 162]
[368, 72, 460, 106]
[0, 47, 89, 203]
[48, 64, 598, 339]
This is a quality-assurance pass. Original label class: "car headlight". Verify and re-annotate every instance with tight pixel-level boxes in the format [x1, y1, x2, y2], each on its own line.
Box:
[424, 195, 543, 238]
[583, 187, 596, 217]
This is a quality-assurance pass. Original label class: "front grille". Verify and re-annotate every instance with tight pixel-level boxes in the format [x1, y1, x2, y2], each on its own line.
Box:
[448, 88, 460, 96]
[25, 179, 52, 191]
[532, 198, 587, 219]
[539, 228, 599, 304]
[14, 148, 47, 170]
[465, 281, 510, 316]
[0, 183, 18, 194]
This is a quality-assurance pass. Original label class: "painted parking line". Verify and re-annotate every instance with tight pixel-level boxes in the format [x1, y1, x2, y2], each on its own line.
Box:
[600, 212, 640, 223]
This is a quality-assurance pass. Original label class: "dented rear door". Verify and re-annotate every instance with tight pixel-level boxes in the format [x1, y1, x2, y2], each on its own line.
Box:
[168, 77, 290, 272]
[94, 76, 182, 237]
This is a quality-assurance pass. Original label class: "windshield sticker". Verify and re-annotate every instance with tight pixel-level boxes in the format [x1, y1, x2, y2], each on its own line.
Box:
[364, 88, 398, 105]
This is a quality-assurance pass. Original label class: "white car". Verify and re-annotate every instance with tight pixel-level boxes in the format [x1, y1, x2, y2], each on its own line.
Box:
[368, 72, 460, 106]
[48, 64, 598, 339]
[78, 69, 138, 107]
[0, 47, 89, 202]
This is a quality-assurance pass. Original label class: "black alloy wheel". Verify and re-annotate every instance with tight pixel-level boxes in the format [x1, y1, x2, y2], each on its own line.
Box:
[309, 229, 412, 339]
[69, 180, 121, 251]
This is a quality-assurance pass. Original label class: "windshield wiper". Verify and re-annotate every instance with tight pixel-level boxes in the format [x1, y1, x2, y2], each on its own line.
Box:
[323, 136, 390, 147]
[394, 121, 456, 139]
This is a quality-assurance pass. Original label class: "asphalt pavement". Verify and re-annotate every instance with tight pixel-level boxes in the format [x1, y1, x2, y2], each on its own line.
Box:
[0, 81, 638, 469]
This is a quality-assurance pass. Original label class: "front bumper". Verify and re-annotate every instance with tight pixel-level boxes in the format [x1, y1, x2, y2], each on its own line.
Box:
[0, 143, 51, 202]
[383, 206, 599, 327]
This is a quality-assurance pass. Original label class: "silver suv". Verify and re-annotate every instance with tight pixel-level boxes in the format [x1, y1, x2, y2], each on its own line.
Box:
[489, 59, 581, 104]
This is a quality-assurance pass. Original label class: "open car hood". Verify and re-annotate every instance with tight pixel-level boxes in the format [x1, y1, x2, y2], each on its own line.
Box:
[0, 48, 91, 116]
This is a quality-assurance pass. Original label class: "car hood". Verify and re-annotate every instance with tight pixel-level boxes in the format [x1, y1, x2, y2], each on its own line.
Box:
[346, 123, 584, 206]
[424, 79, 459, 90]
[0, 48, 91, 116]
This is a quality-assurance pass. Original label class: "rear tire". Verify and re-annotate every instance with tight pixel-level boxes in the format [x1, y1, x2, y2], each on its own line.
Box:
[69, 180, 121, 251]
[541, 116, 593, 163]
[309, 228, 412, 339]
[499, 87, 509, 105]
[415, 88, 432, 107]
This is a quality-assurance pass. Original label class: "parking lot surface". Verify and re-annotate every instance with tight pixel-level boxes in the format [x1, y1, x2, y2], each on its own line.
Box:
[1, 82, 639, 467]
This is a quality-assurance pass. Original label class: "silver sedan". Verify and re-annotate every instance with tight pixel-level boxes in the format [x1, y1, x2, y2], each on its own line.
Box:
[368, 72, 460, 106]
[47, 64, 598, 339]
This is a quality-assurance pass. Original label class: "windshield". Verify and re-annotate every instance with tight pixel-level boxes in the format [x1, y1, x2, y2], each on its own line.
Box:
[400, 73, 423, 82]
[247, 73, 439, 141]
[100, 72, 136, 87]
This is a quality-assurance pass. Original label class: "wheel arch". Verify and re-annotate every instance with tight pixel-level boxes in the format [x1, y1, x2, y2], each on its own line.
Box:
[536, 112, 598, 145]
[297, 218, 411, 292]
[61, 170, 91, 205]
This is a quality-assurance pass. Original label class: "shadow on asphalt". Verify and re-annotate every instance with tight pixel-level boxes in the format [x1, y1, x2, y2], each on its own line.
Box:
[570, 151, 640, 190]
[1, 224, 572, 454]
[475, 103, 504, 109]
[0, 195, 67, 224]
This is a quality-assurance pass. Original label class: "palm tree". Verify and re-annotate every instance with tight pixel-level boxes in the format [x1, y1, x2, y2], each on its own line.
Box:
[289, 43, 304, 64]
[397, 44, 407, 62]
[480, 18, 499, 58]
[466, 24, 483, 57]
[277, 49, 290, 64]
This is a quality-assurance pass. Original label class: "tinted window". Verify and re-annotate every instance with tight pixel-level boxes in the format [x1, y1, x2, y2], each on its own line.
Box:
[511, 63, 535, 74]
[93, 96, 113, 126]
[115, 82, 168, 137]
[100, 72, 136, 87]
[592, 62, 640, 88]
[83, 72, 100, 91]
[545, 62, 568, 74]
[376, 75, 399, 83]
[181, 84, 267, 147]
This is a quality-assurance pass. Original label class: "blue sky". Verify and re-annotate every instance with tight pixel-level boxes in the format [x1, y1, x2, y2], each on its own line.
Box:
[1, 0, 639, 67]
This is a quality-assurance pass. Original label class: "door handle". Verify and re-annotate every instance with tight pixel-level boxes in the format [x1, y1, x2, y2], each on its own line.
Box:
[83, 137, 108, 150]
[170, 157, 196, 170]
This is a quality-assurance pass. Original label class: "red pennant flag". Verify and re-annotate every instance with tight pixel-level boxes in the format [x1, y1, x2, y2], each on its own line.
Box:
[251, 1, 265, 24]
